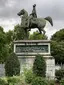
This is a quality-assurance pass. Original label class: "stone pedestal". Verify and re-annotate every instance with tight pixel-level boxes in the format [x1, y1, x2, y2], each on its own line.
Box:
[14, 40, 55, 79]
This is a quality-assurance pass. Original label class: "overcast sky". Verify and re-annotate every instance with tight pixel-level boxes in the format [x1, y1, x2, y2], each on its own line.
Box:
[0, 0, 64, 39]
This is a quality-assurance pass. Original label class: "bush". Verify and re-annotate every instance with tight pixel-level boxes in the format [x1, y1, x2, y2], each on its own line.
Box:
[24, 69, 35, 84]
[7, 76, 21, 85]
[32, 77, 48, 85]
[55, 69, 64, 81]
[60, 79, 64, 85]
[5, 52, 20, 76]
[0, 76, 27, 85]
[33, 54, 46, 77]
[0, 78, 7, 85]
[49, 80, 55, 85]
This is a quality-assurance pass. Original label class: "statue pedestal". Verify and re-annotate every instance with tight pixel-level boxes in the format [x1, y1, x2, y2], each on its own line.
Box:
[14, 40, 55, 79]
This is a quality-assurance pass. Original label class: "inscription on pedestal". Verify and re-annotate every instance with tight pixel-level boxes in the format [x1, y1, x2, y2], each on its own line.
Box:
[16, 45, 48, 53]
[14, 40, 50, 55]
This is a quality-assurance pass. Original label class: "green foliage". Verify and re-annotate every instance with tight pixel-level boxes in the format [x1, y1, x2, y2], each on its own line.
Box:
[6, 30, 13, 44]
[14, 24, 29, 40]
[49, 80, 55, 85]
[24, 69, 35, 84]
[0, 76, 27, 85]
[51, 29, 64, 42]
[0, 78, 7, 85]
[60, 79, 64, 85]
[5, 53, 20, 76]
[32, 77, 48, 85]
[51, 41, 64, 64]
[29, 31, 47, 40]
[7, 76, 21, 85]
[51, 29, 64, 64]
[5, 30, 14, 53]
[33, 54, 46, 77]
[7, 76, 28, 85]
[55, 69, 64, 80]
[0, 26, 4, 33]
[5, 29, 21, 57]
[0, 45, 9, 63]
[0, 26, 9, 63]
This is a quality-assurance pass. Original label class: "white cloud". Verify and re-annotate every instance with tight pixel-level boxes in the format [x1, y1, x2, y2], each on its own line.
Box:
[0, 0, 64, 39]
[0, 18, 20, 32]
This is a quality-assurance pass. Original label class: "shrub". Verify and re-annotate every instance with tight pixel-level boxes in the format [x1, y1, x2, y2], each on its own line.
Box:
[0, 76, 26, 85]
[0, 78, 7, 85]
[49, 80, 55, 85]
[55, 69, 64, 81]
[33, 54, 46, 77]
[32, 77, 48, 85]
[5, 52, 20, 76]
[24, 69, 35, 84]
[7, 76, 21, 85]
[60, 79, 64, 85]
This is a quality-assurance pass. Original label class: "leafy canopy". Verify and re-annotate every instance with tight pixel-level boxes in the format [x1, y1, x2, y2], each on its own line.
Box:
[29, 31, 47, 40]
[0, 26, 9, 63]
[51, 29, 64, 64]
[51, 29, 64, 42]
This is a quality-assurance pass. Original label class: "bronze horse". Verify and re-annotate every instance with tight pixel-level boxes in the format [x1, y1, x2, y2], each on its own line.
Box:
[17, 9, 53, 34]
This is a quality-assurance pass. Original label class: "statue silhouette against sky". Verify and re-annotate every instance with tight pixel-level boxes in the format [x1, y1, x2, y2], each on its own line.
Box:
[30, 4, 37, 18]
[17, 4, 53, 34]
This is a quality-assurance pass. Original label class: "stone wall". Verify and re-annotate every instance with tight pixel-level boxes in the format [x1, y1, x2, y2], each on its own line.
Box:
[0, 64, 5, 77]
[14, 40, 55, 79]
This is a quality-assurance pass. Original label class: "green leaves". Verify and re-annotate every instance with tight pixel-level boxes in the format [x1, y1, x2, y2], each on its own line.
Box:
[29, 31, 47, 40]
[51, 41, 64, 64]
[32, 77, 48, 85]
[33, 54, 46, 77]
[14, 24, 29, 40]
[55, 69, 64, 80]
[51, 29, 64, 42]
[51, 29, 64, 64]
[5, 53, 20, 76]
[0, 26, 9, 63]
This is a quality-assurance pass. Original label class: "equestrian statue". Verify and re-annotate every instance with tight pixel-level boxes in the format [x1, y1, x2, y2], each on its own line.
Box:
[17, 4, 53, 34]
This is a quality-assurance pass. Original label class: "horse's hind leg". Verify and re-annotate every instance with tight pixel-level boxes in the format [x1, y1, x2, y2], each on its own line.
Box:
[42, 28, 46, 35]
[38, 28, 46, 34]
[38, 28, 42, 34]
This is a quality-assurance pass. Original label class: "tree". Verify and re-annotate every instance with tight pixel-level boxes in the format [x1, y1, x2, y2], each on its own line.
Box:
[0, 26, 4, 33]
[0, 26, 9, 63]
[29, 31, 47, 40]
[51, 29, 64, 42]
[51, 41, 64, 64]
[14, 24, 29, 40]
[5, 30, 14, 54]
[51, 29, 64, 64]
[5, 53, 20, 76]
[33, 54, 46, 77]
[6, 30, 13, 44]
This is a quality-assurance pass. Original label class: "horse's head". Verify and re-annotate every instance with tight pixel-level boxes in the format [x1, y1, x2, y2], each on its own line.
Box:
[17, 9, 25, 16]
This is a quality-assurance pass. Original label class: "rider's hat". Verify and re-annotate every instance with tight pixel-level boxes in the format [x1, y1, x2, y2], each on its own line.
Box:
[33, 4, 36, 7]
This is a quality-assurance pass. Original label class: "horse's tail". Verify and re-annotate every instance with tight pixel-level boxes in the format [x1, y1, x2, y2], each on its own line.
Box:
[44, 16, 53, 26]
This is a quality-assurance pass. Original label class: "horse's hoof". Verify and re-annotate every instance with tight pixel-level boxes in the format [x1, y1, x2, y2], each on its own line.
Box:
[28, 29, 31, 31]
[43, 32, 45, 34]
